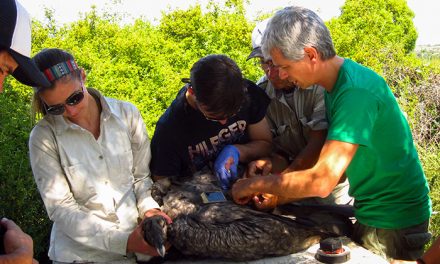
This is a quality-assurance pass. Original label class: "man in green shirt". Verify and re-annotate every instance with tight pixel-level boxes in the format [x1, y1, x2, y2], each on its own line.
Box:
[232, 6, 432, 261]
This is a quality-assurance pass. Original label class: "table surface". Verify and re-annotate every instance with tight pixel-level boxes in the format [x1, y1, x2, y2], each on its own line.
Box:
[161, 237, 388, 264]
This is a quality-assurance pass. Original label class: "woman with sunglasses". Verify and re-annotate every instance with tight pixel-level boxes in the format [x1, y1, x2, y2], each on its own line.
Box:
[28, 48, 171, 264]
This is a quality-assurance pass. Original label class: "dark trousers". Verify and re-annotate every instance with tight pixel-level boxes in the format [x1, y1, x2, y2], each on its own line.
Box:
[352, 220, 431, 261]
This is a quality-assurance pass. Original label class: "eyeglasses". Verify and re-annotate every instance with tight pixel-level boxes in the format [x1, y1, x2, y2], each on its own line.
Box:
[197, 101, 239, 122]
[259, 59, 278, 72]
[202, 112, 235, 122]
[43, 84, 85, 115]
[198, 106, 230, 122]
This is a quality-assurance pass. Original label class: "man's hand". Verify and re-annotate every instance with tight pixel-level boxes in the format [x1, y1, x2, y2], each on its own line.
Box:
[0, 218, 37, 264]
[232, 174, 280, 210]
[231, 178, 256, 205]
[247, 158, 272, 178]
[252, 193, 278, 211]
[246, 162, 279, 211]
[214, 145, 240, 190]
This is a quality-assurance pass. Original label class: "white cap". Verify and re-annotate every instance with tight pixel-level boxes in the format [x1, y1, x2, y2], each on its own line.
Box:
[247, 18, 270, 60]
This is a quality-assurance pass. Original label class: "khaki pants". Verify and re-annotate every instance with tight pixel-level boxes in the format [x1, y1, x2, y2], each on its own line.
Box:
[352, 220, 431, 261]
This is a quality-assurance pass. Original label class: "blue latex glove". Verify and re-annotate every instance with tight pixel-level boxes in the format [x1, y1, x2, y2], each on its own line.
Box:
[214, 145, 240, 190]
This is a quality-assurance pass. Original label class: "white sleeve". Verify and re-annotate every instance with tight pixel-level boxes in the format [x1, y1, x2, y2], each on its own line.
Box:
[126, 105, 160, 218]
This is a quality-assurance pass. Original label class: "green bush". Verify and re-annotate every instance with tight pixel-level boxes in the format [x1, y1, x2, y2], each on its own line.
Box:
[0, 81, 51, 258]
[327, 0, 417, 74]
[0, 0, 438, 261]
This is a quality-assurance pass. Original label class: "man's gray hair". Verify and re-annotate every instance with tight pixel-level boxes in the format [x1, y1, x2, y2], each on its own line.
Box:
[261, 6, 336, 61]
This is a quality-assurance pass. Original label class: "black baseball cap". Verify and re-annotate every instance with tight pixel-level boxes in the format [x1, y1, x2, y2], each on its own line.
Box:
[0, 0, 50, 88]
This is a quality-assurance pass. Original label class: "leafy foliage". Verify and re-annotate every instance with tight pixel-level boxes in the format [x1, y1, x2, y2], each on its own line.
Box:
[0, 81, 51, 258]
[0, 0, 438, 261]
[327, 0, 417, 75]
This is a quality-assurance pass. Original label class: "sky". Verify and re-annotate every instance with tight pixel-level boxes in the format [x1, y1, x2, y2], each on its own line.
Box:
[19, 0, 440, 46]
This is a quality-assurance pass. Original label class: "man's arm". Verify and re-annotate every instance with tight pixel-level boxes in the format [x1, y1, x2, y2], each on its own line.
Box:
[243, 130, 334, 210]
[284, 129, 327, 171]
[234, 117, 272, 163]
[232, 140, 358, 204]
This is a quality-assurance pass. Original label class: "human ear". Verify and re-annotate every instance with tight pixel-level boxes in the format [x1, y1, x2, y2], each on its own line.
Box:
[80, 68, 87, 83]
[304, 47, 318, 62]
[187, 85, 195, 95]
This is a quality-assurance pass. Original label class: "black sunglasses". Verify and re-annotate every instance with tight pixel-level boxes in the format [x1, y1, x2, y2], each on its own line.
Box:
[44, 85, 85, 115]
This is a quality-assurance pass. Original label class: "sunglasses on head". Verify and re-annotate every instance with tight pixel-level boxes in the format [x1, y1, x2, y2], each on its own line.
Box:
[44, 84, 86, 115]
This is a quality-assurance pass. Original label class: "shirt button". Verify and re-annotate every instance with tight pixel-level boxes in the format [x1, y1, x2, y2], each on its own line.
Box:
[99, 155, 103, 159]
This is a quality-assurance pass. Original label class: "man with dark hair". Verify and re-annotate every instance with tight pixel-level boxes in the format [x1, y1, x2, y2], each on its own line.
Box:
[0, 0, 50, 263]
[151, 54, 272, 189]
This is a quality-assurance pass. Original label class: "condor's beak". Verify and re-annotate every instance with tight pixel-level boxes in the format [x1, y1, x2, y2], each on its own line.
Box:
[157, 245, 166, 257]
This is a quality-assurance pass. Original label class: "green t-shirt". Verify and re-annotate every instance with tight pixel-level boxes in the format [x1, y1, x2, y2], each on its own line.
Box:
[325, 59, 431, 229]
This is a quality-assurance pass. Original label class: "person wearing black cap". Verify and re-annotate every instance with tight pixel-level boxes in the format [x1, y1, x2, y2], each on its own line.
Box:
[0, 0, 49, 263]
[0, 0, 50, 92]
